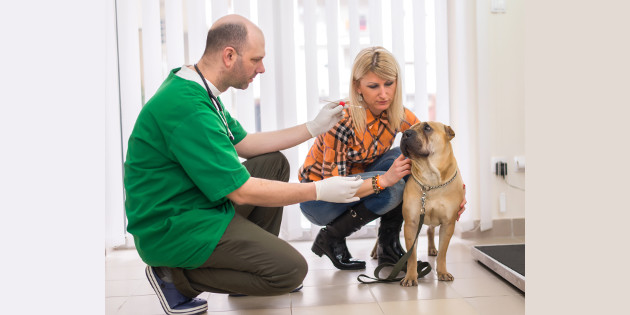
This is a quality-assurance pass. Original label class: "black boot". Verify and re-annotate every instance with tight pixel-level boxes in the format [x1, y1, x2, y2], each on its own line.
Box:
[311, 204, 380, 270]
[376, 203, 406, 265]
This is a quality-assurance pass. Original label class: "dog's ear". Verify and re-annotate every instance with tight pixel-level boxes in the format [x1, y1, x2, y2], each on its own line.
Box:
[445, 125, 455, 141]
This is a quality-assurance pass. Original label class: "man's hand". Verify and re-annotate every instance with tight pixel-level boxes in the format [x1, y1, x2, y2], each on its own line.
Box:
[315, 176, 362, 203]
[305, 101, 344, 137]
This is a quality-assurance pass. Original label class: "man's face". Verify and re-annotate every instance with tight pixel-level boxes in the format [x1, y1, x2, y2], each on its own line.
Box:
[230, 32, 265, 90]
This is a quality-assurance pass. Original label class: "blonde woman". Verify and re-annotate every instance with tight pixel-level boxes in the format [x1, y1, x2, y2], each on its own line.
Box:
[298, 47, 466, 270]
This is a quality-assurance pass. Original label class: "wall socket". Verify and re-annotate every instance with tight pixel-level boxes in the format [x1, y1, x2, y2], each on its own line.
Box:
[490, 157, 508, 174]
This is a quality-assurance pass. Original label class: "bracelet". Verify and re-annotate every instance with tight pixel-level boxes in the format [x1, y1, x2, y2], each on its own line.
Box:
[372, 175, 382, 194]
[376, 175, 384, 190]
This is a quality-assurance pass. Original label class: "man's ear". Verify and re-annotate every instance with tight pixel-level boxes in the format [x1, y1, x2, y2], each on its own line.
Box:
[445, 125, 455, 141]
[222, 47, 237, 67]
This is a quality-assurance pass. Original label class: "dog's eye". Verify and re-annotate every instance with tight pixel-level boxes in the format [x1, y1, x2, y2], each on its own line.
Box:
[423, 124, 432, 132]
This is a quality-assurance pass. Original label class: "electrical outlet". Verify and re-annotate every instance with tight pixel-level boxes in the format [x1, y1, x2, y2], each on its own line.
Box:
[490, 157, 507, 174]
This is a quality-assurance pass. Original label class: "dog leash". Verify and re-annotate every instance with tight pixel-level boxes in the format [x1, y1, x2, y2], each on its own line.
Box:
[357, 170, 458, 284]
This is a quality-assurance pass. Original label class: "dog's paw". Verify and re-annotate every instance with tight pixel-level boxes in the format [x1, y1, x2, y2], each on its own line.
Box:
[428, 248, 438, 256]
[400, 276, 419, 287]
[437, 272, 454, 281]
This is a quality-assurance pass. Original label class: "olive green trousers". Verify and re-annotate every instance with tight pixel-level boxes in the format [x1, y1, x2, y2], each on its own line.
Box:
[169, 152, 308, 297]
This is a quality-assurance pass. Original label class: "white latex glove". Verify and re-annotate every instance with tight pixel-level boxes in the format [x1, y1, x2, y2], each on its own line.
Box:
[314, 176, 362, 203]
[305, 101, 345, 137]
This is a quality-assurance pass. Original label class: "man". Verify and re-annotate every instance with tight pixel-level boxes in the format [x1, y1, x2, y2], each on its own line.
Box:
[124, 14, 362, 315]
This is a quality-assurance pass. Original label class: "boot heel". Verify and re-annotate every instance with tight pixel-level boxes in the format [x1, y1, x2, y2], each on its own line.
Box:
[311, 243, 324, 257]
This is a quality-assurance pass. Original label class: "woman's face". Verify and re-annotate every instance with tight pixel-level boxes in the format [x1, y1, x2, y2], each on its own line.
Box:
[356, 71, 396, 116]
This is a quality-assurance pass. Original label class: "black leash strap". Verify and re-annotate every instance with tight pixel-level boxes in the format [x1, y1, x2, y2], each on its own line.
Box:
[357, 213, 431, 284]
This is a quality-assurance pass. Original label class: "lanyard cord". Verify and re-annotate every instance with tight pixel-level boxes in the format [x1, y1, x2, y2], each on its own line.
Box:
[193, 64, 234, 140]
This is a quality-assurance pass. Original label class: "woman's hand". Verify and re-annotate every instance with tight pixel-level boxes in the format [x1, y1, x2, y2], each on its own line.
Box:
[379, 154, 412, 188]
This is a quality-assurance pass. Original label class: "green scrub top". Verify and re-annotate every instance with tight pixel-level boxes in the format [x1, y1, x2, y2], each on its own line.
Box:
[124, 68, 249, 269]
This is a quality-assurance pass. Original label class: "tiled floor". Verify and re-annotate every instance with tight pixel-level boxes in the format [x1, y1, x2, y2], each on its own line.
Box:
[106, 235, 525, 315]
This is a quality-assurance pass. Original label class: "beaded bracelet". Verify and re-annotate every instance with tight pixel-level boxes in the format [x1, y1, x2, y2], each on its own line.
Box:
[372, 175, 382, 194]
[376, 175, 384, 190]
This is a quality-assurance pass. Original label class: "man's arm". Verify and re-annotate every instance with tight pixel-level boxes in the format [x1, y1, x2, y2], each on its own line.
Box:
[234, 102, 344, 159]
[227, 176, 363, 206]
[234, 124, 311, 159]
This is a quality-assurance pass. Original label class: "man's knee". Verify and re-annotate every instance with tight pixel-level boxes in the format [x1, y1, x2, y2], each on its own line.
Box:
[267, 151, 290, 182]
[278, 252, 308, 292]
[244, 151, 290, 182]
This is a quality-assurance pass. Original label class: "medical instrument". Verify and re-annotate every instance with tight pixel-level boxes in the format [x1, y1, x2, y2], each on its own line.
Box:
[194, 64, 235, 140]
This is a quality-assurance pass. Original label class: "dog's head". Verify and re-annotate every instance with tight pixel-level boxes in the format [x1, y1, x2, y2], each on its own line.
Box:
[400, 121, 455, 160]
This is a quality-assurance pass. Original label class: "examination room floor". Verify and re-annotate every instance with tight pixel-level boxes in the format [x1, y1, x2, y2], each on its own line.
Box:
[106, 235, 525, 315]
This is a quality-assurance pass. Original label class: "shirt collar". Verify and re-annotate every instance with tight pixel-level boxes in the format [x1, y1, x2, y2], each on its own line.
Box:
[366, 109, 390, 128]
[175, 65, 222, 97]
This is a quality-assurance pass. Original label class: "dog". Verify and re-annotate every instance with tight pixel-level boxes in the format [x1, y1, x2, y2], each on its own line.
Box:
[398, 121, 465, 286]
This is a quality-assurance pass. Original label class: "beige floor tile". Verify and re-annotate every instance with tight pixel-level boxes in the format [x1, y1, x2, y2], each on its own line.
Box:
[207, 309, 291, 315]
[117, 294, 170, 315]
[368, 279, 462, 302]
[443, 261, 499, 279]
[105, 296, 127, 315]
[293, 302, 385, 315]
[206, 292, 292, 312]
[291, 284, 376, 307]
[105, 265, 147, 281]
[380, 298, 479, 315]
[448, 274, 522, 298]
[304, 268, 372, 287]
[465, 295, 525, 315]
[106, 278, 155, 297]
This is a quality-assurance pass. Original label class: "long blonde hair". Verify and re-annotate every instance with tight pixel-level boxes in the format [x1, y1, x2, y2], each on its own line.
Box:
[349, 46, 404, 133]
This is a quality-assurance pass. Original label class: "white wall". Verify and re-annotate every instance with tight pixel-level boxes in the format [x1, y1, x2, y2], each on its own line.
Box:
[0, 1, 106, 314]
[477, 0, 526, 220]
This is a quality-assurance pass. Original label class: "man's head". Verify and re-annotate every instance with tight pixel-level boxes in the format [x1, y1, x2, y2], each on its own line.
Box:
[201, 14, 265, 91]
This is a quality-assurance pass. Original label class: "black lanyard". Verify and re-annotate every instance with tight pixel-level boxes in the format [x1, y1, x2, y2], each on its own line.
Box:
[193, 64, 234, 140]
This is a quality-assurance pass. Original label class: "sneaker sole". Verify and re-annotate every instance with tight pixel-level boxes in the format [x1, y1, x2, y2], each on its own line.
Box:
[145, 266, 208, 315]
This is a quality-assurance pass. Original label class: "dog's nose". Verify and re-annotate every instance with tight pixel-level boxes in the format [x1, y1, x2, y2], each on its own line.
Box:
[402, 129, 415, 140]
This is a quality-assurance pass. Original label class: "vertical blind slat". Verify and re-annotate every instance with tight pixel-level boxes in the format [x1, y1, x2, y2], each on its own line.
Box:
[141, 0, 163, 101]
[164, 1, 185, 70]
[257, 0, 278, 131]
[325, 0, 340, 99]
[303, 0, 320, 120]
[369, 0, 382, 46]
[211, 0, 229, 24]
[232, 0, 256, 132]
[186, 0, 207, 65]
[413, 0, 428, 118]
[116, 0, 143, 157]
[434, 0, 450, 123]
[348, 0, 360, 68]
[390, 0, 406, 104]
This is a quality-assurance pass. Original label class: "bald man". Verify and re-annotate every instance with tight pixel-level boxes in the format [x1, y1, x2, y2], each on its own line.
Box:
[124, 14, 362, 315]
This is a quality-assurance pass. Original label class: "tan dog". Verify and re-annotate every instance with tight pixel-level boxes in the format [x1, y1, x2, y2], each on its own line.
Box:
[399, 121, 465, 286]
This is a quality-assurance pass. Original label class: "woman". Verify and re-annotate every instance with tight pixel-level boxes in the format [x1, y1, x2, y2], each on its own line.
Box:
[298, 47, 420, 270]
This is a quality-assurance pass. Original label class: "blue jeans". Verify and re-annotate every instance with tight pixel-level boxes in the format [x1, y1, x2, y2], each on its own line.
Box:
[300, 147, 407, 226]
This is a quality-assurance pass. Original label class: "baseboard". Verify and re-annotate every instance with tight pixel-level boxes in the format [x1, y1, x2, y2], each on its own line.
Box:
[456, 218, 525, 239]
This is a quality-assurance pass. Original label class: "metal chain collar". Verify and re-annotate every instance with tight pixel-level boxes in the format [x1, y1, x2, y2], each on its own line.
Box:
[413, 170, 458, 215]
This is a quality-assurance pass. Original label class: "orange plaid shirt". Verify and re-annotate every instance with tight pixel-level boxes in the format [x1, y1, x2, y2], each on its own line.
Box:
[298, 107, 419, 182]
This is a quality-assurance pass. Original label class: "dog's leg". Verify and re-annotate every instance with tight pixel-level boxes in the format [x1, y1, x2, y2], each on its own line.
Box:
[370, 239, 378, 259]
[436, 222, 456, 281]
[427, 226, 438, 256]
[400, 216, 419, 286]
